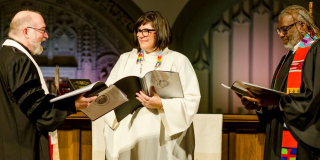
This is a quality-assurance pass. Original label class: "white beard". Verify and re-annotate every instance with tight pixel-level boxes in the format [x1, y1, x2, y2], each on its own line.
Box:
[29, 31, 45, 55]
[284, 31, 301, 51]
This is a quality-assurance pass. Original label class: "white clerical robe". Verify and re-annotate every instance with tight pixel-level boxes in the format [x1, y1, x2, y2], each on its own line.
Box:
[92, 48, 201, 160]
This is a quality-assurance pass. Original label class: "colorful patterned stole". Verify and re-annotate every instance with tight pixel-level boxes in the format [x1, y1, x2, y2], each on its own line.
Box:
[280, 33, 317, 160]
[137, 49, 162, 74]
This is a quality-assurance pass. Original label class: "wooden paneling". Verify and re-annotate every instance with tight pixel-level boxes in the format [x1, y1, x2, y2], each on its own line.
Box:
[58, 113, 265, 160]
[58, 112, 92, 160]
[222, 115, 265, 160]
[58, 129, 80, 160]
[81, 130, 92, 159]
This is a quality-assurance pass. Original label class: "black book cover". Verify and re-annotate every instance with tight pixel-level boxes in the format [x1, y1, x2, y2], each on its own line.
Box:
[113, 76, 143, 122]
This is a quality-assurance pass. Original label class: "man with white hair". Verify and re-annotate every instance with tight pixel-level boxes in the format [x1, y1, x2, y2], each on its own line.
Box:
[239, 5, 320, 160]
[0, 10, 96, 159]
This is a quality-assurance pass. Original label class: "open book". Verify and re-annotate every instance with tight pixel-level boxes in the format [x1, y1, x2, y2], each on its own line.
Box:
[221, 80, 286, 97]
[50, 70, 184, 121]
[50, 81, 123, 121]
[49, 81, 108, 102]
[82, 84, 128, 121]
[110, 70, 184, 122]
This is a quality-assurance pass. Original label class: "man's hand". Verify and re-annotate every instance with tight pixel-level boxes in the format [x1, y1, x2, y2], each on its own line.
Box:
[240, 95, 261, 110]
[236, 89, 280, 110]
[136, 87, 163, 110]
[247, 89, 280, 106]
[75, 93, 97, 110]
[236, 93, 260, 110]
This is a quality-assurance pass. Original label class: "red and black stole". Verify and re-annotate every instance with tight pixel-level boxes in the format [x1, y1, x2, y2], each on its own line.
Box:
[280, 32, 317, 160]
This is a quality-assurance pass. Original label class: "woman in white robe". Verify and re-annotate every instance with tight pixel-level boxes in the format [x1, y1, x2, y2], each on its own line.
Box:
[92, 11, 201, 160]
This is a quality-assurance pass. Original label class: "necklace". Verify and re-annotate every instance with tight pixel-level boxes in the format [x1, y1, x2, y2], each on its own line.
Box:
[136, 50, 162, 74]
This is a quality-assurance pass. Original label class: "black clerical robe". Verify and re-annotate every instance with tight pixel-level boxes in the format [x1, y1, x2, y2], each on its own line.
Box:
[0, 41, 76, 160]
[258, 40, 320, 160]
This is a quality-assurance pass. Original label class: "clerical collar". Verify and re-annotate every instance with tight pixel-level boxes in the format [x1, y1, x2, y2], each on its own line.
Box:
[291, 42, 299, 54]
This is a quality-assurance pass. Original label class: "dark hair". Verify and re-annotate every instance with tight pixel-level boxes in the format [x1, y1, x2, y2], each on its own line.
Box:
[133, 11, 172, 51]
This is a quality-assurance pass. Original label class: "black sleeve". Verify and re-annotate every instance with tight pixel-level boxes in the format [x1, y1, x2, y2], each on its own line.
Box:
[256, 54, 287, 132]
[256, 107, 270, 132]
[280, 41, 320, 150]
[8, 54, 76, 132]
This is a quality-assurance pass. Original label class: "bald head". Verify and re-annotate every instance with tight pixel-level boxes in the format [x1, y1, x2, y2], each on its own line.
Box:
[8, 11, 42, 38]
[7, 10, 48, 55]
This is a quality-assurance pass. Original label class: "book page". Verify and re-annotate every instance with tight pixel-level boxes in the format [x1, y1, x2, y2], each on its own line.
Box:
[144, 70, 184, 98]
[242, 81, 285, 95]
[224, 81, 251, 97]
[221, 83, 231, 90]
[231, 81, 250, 95]
[81, 85, 128, 121]
[226, 80, 285, 97]
[50, 81, 105, 103]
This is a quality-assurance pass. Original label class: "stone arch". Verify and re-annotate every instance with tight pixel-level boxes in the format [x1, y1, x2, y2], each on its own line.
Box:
[0, 0, 144, 82]
[52, 26, 77, 57]
[0, 0, 142, 54]
[0, 0, 143, 54]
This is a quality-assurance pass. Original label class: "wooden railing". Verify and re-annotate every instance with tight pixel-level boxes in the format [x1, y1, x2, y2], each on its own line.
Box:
[58, 113, 265, 160]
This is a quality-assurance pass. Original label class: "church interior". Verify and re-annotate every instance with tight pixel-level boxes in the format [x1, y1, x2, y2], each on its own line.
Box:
[0, 0, 319, 159]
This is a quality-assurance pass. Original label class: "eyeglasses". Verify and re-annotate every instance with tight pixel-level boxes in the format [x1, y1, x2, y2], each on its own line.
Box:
[276, 21, 301, 35]
[27, 27, 47, 35]
[137, 29, 156, 37]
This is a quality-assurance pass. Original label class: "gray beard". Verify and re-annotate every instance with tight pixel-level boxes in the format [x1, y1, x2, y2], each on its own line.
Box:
[284, 31, 301, 51]
[29, 38, 44, 55]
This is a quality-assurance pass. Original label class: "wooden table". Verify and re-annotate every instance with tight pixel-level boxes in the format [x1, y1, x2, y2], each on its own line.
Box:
[58, 113, 265, 160]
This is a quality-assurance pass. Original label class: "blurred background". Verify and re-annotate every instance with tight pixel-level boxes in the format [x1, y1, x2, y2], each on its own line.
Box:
[1, 0, 319, 114]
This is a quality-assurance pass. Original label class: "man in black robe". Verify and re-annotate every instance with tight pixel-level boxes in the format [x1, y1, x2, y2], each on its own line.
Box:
[0, 11, 96, 159]
[239, 5, 320, 160]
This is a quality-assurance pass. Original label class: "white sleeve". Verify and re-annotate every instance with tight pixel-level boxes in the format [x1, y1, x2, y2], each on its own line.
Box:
[158, 55, 201, 136]
[92, 117, 106, 160]
[105, 54, 125, 86]
[102, 54, 129, 129]
[92, 54, 128, 160]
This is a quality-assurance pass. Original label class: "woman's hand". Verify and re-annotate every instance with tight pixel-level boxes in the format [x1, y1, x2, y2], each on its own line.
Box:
[136, 87, 163, 109]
